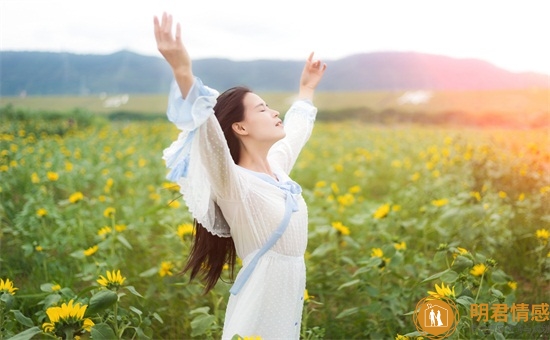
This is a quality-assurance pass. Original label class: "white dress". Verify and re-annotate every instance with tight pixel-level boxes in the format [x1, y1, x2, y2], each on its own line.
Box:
[163, 78, 317, 339]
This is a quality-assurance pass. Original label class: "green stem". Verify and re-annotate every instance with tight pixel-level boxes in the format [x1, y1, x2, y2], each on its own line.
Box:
[113, 301, 120, 339]
[110, 214, 116, 259]
[0, 305, 5, 340]
[474, 271, 486, 304]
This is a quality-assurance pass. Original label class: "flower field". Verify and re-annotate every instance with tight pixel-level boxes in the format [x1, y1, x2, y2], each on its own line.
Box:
[1, 107, 549, 339]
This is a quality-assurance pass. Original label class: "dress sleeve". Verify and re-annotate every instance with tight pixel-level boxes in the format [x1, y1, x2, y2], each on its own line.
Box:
[268, 100, 318, 174]
[162, 77, 241, 238]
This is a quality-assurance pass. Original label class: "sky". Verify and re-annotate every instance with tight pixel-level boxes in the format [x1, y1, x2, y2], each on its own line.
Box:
[1, 0, 549, 75]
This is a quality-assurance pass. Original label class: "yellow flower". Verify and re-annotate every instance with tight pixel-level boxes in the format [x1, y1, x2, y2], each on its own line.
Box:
[452, 247, 469, 258]
[470, 263, 487, 276]
[315, 180, 326, 188]
[348, 185, 361, 194]
[47, 171, 59, 181]
[159, 261, 174, 277]
[373, 203, 390, 219]
[517, 193, 525, 201]
[371, 248, 384, 258]
[507, 281, 517, 290]
[304, 289, 312, 302]
[169, 199, 181, 208]
[394, 241, 406, 250]
[428, 282, 456, 299]
[0, 278, 18, 295]
[536, 229, 549, 241]
[395, 335, 410, 340]
[103, 207, 116, 218]
[331, 221, 350, 236]
[498, 191, 507, 199]
[331, 182, 340, 194]
[42, 300, 94, 335]
[51, 284, 61, 292]
[83, 245, 98, 257]
[37, 208, 48, 217]
[431, 198, 449, 207]
[69, 191, 84, 203]
[97, 269, 126, 289]
[177, 223, 194, 239]
[470, 191, 481, 202]
[115, 224, 127, 232]
[35, 245, 44, 252]
[31, 172, 40, 183]
[97, 226, 112, 238]
[411, 172, 420, 182]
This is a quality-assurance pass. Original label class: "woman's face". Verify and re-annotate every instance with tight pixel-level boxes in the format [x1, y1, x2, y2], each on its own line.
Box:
[234, 92, 286, 144]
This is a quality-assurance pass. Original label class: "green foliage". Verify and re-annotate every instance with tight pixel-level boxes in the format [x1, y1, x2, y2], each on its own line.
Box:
[1, 113, 548, 339]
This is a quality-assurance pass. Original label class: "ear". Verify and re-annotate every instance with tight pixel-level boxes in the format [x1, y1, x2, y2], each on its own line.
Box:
[232, 122, 248, 136]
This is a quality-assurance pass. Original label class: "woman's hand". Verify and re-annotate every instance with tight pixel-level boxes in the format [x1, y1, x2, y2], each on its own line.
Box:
[298, 52, 327, 101]
[153, 12, 193, 98]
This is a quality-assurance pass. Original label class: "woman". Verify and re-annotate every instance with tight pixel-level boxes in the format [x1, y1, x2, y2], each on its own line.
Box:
[154, 12, 326, 339]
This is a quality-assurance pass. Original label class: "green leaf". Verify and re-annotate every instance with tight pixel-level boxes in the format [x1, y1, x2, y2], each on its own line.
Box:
[338, 279, 361, 290]
[420, 269, 448, 283]
[130, 305, 143, 315]
[125, 285, 143, 297]
[91, 323, 117, 340]
[85, 290, 118, 316]
[441, 270, 459, 283]
[40, 283, 55, 292]
[1, 293, 15, 308]
[490, 269, 509, 284]
[139, 267, 159, 277]
[336, 307, 359, 319]
[190, 314, 216, 337]
[456, 295, 475, 308]
[134, 326, 151, 340]
[310, 242, 334, 258]
[153, 312, 164, 324]
[7, 326, 43, 340]
[12, 310, 34, 327]
[190, 306, 210, 315]
[451, 255, 473, 272]
[117, 234, 133, 249]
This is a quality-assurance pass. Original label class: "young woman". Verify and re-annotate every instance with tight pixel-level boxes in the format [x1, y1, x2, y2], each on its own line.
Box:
[154, 12, 326, 339]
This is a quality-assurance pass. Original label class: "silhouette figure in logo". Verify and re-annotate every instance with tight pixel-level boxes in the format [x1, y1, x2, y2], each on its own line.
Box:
[429, 308, 436, 326]
[436, 309, 443, 326]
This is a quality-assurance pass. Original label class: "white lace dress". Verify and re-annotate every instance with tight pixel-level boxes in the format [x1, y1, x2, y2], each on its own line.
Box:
[163, 77, 317, 339]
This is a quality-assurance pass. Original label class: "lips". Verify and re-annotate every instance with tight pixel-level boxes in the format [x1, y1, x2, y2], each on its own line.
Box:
[276, 120, 283, 127]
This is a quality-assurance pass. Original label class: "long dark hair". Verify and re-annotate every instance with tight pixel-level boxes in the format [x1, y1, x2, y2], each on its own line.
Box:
[182, 86, 252, 294]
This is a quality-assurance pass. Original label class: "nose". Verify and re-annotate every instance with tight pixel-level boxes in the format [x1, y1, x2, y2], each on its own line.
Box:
[272, 108, 280, 117]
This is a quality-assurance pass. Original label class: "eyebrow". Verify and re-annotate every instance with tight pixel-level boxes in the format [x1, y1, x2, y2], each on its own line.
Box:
[254, 102, 267, 109]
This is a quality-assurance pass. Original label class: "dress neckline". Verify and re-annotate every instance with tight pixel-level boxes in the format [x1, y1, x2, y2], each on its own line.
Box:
[237, 165, 280, 184]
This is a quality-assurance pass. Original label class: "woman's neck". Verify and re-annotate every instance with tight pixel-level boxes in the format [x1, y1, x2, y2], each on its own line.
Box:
[238, 149, 277, 179]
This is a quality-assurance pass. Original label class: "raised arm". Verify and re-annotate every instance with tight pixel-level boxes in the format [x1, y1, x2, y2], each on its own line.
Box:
[268, 53, 327, 173]
[154, 12, 194, 98]
[297, 52, 327, 101]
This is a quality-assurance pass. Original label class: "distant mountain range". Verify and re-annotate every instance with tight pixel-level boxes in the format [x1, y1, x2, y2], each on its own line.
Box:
[0, 50, 548, 96]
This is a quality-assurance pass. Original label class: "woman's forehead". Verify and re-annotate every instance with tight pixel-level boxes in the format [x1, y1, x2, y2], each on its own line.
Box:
[243, 92, 265, 108]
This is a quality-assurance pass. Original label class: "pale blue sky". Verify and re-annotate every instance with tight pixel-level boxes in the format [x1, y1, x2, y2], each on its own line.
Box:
[1, 0, 549, 74]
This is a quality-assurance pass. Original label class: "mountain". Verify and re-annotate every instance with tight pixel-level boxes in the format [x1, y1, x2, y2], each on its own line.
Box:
[0, 50, 548, 96]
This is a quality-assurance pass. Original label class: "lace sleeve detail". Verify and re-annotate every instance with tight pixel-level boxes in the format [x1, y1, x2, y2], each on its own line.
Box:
[162, 78, 240, 238]
[268, 100, 317, 174]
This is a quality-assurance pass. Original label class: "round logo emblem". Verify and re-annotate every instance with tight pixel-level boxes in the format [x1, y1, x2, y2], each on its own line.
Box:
[412, 296, 459, 339]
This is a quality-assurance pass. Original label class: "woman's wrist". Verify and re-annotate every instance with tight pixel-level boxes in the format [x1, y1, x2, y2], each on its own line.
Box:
[298, 85, 315, 101]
